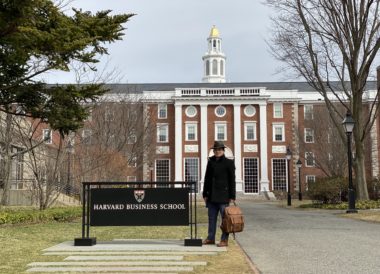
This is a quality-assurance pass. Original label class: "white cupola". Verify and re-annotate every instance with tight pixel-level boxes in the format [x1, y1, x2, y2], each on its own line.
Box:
[202, 26, 226, 83]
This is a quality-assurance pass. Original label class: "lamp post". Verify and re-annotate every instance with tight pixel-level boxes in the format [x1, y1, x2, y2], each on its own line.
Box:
[296, 159, 302, 201]
[286, 146, 292, 206]
[342, 111, 358, 213]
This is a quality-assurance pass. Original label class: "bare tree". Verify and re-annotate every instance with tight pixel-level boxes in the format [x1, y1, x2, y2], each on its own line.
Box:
[73, 92, 155, 184]
[13, 118, 70, 209]
[299, 104, 347, 177]
[266, 0, 380, 199]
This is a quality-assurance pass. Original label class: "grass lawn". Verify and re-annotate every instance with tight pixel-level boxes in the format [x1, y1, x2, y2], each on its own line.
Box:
[0, 205, 254, 274]
[341, 210, 380, 223]
[277, 199, 380, 224]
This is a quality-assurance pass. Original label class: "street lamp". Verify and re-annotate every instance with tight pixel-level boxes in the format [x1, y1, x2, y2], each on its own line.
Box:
[296, 159, 302, 201]
[286, 146, 292, 206]
[342, 111, 357, 213]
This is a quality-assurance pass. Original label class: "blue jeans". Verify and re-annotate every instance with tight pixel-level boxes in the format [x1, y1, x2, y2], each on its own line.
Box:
[206, 201, 229, 241]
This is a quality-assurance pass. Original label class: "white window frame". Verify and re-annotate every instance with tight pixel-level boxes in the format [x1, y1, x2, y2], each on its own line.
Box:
[215, 122, 227, 141]
[244, 105, 256, 117]
[185, 106, 197, 118]
[127, 134, 137, 144]
[184, 158, 200, 189]
[273, 103, 283, 118]
[272, 123, 285, 142]
[305, 152, 315, 167]
[43, 129, 52, 144]
[304, 128, 314, 143]
[215, 105, 226, 117]
[127, 176, 136, 182]
[157, 124, 169, 143]
[128, 156, 137, 168]
[304, 105, 314, 120]
[158, 104, 167, 119]
[244, 122, 257, 141]
[185, 123, 198, 141]
[82, 129, 92, 144]
[155, 159, 170, 182]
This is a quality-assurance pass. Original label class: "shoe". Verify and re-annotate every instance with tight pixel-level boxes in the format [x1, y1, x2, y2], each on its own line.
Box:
[202, 239, 215, 245]
[217, 240, 228, 247]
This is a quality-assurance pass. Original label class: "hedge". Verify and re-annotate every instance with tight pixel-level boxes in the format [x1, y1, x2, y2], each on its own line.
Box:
[299, 200, 380, 210]
[0, 207, 82, 225]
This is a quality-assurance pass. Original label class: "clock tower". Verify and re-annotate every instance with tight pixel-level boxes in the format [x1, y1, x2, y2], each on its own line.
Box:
[202, 26, 227, 83]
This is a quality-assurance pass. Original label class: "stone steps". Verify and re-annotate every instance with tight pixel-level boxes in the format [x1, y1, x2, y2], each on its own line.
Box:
[26, 239, 225, 273]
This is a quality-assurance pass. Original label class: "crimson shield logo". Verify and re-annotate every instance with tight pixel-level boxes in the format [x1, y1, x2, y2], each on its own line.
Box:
[134, 190, 145, 203]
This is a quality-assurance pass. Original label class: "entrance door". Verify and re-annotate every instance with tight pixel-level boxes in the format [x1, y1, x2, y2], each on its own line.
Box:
[243, 158, 259, 193]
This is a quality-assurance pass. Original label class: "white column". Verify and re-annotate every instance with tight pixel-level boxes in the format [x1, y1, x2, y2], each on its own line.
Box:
[200, 104, 208, 188]
[174, 104, 182, 181]
[233, 103, 242, 192]
[259, 102, 270, 192]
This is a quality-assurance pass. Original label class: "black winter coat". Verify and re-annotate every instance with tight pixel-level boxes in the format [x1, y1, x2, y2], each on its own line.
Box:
[202, 155, 236, 203]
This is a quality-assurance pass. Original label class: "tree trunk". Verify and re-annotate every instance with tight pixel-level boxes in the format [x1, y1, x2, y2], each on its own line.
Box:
[354, 139, 369, 200]
[1, 114, 13, 205]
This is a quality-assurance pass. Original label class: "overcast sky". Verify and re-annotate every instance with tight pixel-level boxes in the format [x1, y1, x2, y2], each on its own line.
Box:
[45, 0, 288, 84]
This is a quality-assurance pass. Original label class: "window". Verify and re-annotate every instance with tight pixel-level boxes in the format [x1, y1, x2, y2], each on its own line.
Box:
[215, 123, 227, 141]
[244, 122, 256, 141]
[206, 60, 210, 76]
[15, 148, 23, 181]
[306, 175, 316, 190]
[127, 176, 136, 182]
[215, 105, 226, 117]
[304, 128, 314, 143]
[220, 60, 224, 75]
[104, 106, 114, 121]
[244, 105, 256, 117]
[82, 129, 92, 145]
[304, 105, 314, 120]
[43, 129, 52, 144]
[85, 108, 92, 122]
[158, 104, 167, 119]
[156, 159, 170, 187]
[186, 124, 197, 141]
[273, 124, 285, 142]
[305, 152, 315, 167]
[157, 124, 169, 143]
[185, 106, 197, 117]
[273, 103, 283, 118]
[184, 158, 199, 192]
[328, 153, 333, 161]
[128, 157, 137, 167]
[272, 159, 287, 191]
[127, 134, 137, 144]
[212, 59, 218, 75]
[244, 158, 259, 193]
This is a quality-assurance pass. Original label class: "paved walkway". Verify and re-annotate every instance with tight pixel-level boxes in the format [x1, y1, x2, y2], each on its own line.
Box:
[236, 201, 380, 274]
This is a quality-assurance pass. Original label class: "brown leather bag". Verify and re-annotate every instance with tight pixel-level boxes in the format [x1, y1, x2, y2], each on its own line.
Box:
[220, 203, 244, 237]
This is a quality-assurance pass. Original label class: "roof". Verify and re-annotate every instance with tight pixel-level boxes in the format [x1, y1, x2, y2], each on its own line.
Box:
[104, 81, 378, 94]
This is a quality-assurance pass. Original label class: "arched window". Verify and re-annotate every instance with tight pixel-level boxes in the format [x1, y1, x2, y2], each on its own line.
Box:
[220, 60, 224, 75]
[206, 60, 210, 76]
[218, 40, 221, 51]
[213, 40, 216, 49]
[212, 60, 218, 75]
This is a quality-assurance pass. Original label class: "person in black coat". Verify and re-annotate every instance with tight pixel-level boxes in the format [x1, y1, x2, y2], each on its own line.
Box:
[202, 141, 236, 247]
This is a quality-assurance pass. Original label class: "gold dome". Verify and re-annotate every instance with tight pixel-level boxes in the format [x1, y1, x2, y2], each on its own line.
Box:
[209, 25, 220, 38]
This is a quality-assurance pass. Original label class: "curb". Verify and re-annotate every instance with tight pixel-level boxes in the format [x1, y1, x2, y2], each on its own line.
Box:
[235, 239, 261, 274]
